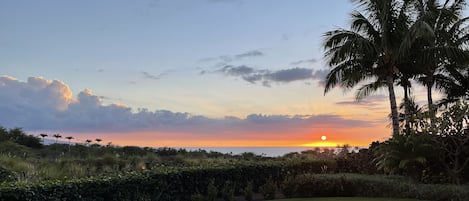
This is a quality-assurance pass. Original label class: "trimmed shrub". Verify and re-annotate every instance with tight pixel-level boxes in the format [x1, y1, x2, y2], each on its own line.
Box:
[281, 173, 469, 201]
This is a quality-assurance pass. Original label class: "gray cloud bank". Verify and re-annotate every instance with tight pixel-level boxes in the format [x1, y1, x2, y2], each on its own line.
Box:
[0, 76, 377, 134]
[216, 65, 329, 87]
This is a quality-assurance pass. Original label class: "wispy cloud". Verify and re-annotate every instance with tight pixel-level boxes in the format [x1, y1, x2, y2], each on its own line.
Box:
[212, 65, 329, 87]
[141, 70, 174, 80]
[290, 59, 317, 65]
[141, 71, 159, 80]
[335, 95, 388, 107]
[199, 50, 264, 63]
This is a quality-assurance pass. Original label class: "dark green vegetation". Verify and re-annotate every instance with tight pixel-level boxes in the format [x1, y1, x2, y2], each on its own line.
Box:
[274, 198, 425, 201]
[1, 123, 469, 201]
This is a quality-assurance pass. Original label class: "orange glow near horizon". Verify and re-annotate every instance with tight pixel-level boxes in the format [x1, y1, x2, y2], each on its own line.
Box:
[64, 123, 390, 148]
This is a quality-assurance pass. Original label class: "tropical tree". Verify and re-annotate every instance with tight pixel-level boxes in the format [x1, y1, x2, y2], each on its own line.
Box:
[438, 63, 469, 105]
[374, 133, 434, 177]
[95, 138, 102, 145]
[430, 101, 469, 184]
[85, 139, 92, 146]
[39, 133, 48, 144]
[65, 136, 74, 151]
[53, 134, 62, 143]
[323, 0, 428, 135]
[410, 0, 469, 125]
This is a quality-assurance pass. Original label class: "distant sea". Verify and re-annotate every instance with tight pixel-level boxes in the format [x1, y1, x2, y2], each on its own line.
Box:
[181, 147, 365, 157]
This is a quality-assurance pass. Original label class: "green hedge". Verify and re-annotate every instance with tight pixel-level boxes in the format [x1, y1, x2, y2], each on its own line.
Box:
[0, 160, 334, 201]
[281, 174, 469, 201]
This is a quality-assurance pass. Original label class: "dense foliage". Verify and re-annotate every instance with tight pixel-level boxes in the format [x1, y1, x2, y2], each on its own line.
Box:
[282, 174, 469, 201]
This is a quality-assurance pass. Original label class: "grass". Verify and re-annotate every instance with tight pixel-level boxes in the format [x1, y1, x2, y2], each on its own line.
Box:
[274, 198, 427, 201]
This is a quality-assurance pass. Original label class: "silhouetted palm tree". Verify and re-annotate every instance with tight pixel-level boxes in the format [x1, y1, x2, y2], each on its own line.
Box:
[65, 136, 73, 143]
[85, 139, 92, 146]
[65, 136, 74, 151]
[39, 133, 48, 144]
[323, 0, 430, 135]
[52, 134, 62, 143]
[411, 0, 469, 126]
[95, 138, 102, 145]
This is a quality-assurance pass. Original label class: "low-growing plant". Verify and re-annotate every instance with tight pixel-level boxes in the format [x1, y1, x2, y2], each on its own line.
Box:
[221, 180, 235, 201]
[243, 181, 254, 201]
[259, 177, 277, 200]
[207, 179, 218, 201]
[191, 192, 205, 201]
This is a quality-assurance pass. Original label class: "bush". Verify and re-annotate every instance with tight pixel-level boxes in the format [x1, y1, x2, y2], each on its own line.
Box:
[207, 179, 218, 201]
[281, 173, 469, 201]
[0, 166, 17, 183]
[221, 181, 235, 201]
[242, 181, 254, 201]
[259, 177, 277, 200]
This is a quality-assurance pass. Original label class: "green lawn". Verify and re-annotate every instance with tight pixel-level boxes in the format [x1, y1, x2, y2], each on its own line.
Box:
[274, 198, 426, 201]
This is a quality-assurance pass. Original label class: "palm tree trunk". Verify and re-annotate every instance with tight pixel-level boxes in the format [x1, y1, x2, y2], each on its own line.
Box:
[427, 81, 436, 128]
[404, 84, 411, 135]
[387, 75, 400, 136]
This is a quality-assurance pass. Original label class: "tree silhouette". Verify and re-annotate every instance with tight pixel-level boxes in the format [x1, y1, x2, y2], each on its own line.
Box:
[95, 138, 102, 145]
[65, 136, 73, 145]
[39, 133, 48, 144]
[322, 0, 420, 135]
[85, 139, 92, 146]
[65, 136, 74, 151]
[411, 0, 469, 127]
[52, 134, 62, 143]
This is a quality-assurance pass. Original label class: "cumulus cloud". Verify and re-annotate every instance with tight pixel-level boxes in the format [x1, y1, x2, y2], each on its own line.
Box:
[0, 76, 377, 135]
[215, 65, 328, 87]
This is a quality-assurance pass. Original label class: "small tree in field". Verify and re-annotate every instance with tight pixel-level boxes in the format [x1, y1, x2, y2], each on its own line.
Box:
[53, 134, 62, 143]
[39, 134, 47, 144]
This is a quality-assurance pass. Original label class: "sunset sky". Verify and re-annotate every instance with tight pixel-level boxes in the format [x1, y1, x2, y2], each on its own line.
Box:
[0, 0, 444, 147]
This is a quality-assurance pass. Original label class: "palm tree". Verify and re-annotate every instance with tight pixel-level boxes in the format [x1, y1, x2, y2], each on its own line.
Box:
[39, 133, 48, 144]
[95, 138, 102, 145]
[411, 0, 469, 126]
[65, 136, 74, 144]
[85, 139, 92, 146]
[52, 134, 62, 143]
[438, 67, 469, 105]
[323, 0, 424, 135]
[65, 136, 74, 151]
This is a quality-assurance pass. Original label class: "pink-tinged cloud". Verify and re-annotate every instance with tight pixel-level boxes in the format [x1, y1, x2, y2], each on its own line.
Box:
[0, 75, 389, 146]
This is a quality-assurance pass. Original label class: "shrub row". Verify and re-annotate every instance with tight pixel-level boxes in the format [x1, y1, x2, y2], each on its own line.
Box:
[282, 173, 469, 201]
[0, 160, 335, 201]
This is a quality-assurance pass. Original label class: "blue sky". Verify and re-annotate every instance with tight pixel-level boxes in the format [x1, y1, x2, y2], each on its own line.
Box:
[0, 0, 419, 147]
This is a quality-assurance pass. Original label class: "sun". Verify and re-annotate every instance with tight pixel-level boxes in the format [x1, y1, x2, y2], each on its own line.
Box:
[321, 135, 327, 141]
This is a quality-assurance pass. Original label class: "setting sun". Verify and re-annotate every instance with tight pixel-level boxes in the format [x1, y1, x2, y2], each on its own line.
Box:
[321, 135, 327, 141]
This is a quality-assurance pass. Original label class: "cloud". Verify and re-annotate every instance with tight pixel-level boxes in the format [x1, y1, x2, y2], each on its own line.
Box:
[234, 50, 263, 60]
[214, 65, 328, 87]
[141, 70, 174, 80]
[0, 76, 378, 135]
[335, 95, 388, 107]
[199, 50, 264, 63]
[290, 59, 317, 65]
[141, 71, 159, 80]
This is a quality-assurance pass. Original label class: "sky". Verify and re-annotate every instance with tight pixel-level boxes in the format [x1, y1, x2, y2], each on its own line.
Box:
[0, 0, 438, 147]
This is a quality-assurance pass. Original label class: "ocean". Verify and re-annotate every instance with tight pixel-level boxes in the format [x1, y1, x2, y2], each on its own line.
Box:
[182, 146, 364, 157]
